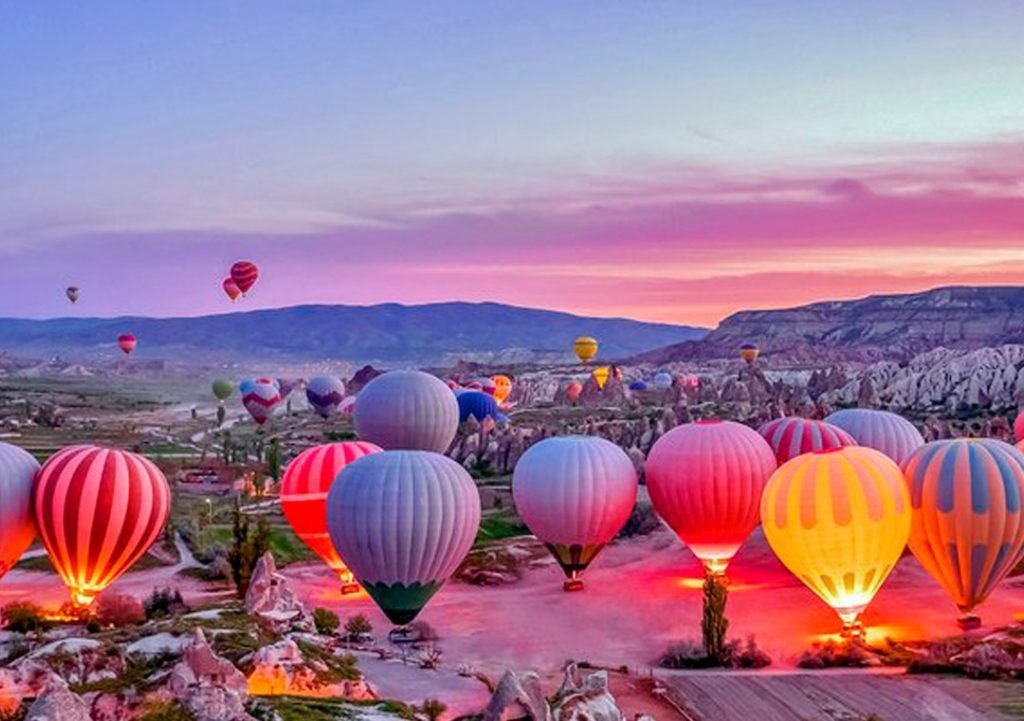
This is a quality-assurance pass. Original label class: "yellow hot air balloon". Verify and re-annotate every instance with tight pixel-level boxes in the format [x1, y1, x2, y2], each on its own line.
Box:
[740, 343, 760, 365]
[491, 375, 512, 404]
[760, 446, 911, 636]
[591, 365, 620, 390]
[574, 336, 598, 363]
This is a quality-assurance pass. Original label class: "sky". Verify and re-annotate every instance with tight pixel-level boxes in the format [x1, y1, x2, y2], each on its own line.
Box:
[1, 1, 1023, 328]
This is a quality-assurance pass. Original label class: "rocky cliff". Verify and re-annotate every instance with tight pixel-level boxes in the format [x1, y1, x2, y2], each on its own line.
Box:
[636, 286, 1024, 365]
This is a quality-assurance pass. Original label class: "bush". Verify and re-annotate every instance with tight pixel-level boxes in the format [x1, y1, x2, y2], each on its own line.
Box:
[313, 607, 340, 636]
[144, 587, 187, 620]
[95, 593, 146, 626]
[2, 602, 51, 634]
[137, 700, 197, 721]
[344, 613, 373, 640]
[659, 640, 712, 669]
[723, 636, 772, 669]
[418, 699, 447, 721]
[797, 640, 871, 669]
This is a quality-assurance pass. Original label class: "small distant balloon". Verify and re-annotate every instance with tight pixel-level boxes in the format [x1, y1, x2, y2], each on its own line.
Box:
[212, 379, 234, 403]
[230, 260, 260, 294]
[574, 336, 598, 363]
[628, 380, 648, 392]
[476, 377, 497, 397]
[591, 366, 620, 390]
[277, 378, 298, 400]
[653, 372, 673, 391]
[65, 286, 81, 304]
[238, 378, 256, 395]
[565, 380, 583, 403]
[456, 390, 499, 424]
[117, 333, 137, 355]
[306, 375, 346, 418]
[222, 277, 242, 301]
[740, 343, 760, 365]
[491, 375, 512, 404]
[243, 379, 282, 426]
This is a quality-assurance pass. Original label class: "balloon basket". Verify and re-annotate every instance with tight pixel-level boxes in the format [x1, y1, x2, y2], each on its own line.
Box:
[957, 614, 982, 631]
[388, 626, 421, 644]
[562, 578, 585, 593]
[840, 621, 864, 641]
[340, 582, 361, 596]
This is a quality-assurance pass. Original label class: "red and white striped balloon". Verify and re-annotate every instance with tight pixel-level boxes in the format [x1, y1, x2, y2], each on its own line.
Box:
[280, 442, 382, 588]
[758, 417, 857, 465]
[34, 446, 171, 605]
[243, 380, 281, 426]
[0, 442, 40, 580]
[230, 260, 260, 294]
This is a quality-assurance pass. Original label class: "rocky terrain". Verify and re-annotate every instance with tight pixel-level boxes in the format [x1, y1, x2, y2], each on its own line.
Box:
[637, 285, 1024, 366]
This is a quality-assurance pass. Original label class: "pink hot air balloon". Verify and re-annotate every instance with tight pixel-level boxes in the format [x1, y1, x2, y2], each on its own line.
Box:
[117, 334, 137, 355]
[34, 445, 171, 605]
[0, 442, 40, 580]
[513, 436, 637, 591]
[646, 420, 778, 576]
[1015, 412, 1024, 443]
[230, 260, 259, 294]
[222, 277, 242, 301]
[243, 380, 282, 426]
[758, 417, 857, 465]
[565, 381, 583, 403]
[280, 441, 382, 593]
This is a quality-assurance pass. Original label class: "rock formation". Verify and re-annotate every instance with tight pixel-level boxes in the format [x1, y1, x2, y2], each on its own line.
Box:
[168, 628, 254, 721]
[245, 552, 315, 632]
[24, 683, 90, 721]
[552, 664, 624, 721]
[247, 638, 376, 699]
[483, 670, 551, 721]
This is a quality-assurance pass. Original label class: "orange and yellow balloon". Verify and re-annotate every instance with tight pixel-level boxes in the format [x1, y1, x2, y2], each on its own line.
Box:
[491, 375, 512, 404]
[591, 365, 620, 390]
[760, 446, 911, 634]
[574, 336, 598, 364]
[740, 343, 760, 365]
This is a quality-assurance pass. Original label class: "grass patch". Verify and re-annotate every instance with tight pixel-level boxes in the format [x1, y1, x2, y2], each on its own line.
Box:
[294, 640, 360, 685]
[198, 525, 314, 567]
[253, 697, 416, 721]
[474, 513, 529, 547]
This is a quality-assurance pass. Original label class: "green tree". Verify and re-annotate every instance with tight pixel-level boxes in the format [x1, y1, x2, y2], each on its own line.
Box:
[226, 499, 272, 598]
[266, 438, 282, 481]
[216, 405, 226, 427]
[344, 613, 374, 639]
[419, 699, 447, 721]
[313, 607, 340, 635]
[701, 574, 729, 663]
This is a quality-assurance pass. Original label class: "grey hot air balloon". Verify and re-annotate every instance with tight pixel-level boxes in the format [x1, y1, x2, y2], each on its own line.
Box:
[0, 442, 39, 580]
[824, 408, 925, 466]
[354, 371, 458, 452]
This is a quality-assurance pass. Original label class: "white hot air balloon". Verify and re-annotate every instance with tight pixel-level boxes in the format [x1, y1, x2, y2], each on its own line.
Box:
[0, 442, 40, 580]
[306, 375, 346, 418]
[355, 371, 458, 452]
[653, 372, 673, 391]
[824, 408, 925, 466]
[326, 451, 480, 633]
[513, 436, 637, 591]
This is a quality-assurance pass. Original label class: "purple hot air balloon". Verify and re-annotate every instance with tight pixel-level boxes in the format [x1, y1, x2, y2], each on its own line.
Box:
[306, 375, 346, 419]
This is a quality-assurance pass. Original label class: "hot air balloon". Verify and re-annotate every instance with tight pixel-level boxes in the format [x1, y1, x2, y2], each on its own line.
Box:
[654, 372, 673, 391]
[476, 377, 497, 397]
[591, 366, 620, 390]
[444, 379, 460, 391]
[355, 371, 458, 453]
[238, 378, 256, 395]
[1014, 412, 1024, 443]
[824, 409, 924, 466]
[306, 376, 346, 418]
[565, 381, 583, 404]
[222, 277, 242, 301]
[280, 441, 382, 593]
[34, 445, 171, 606]
[339, 396, 356, 416]
[65, 286, 81, 304]
[326, 451, 480, 629]
[680, 374, 700, 390]
[574, 336, 598, 363]
[230, 260, 259, 294]
[491, 375, 512, 404]
[117, 334, 137, 355]
[456, 390, 499, 424]
[647, 420, 777, 576]
[758, 417, 857, 465]
[739, 343, 760, 365]
[212, 379, 234, 403]
[628, 380, 648, 392]
[902, 439, 1024, 629]
[243, 379, 281, 426]
[761, 446, 911, 636]
[0, 443, 40, 581]
[277, 378, 299, 400]
[513, 437, 637, 591]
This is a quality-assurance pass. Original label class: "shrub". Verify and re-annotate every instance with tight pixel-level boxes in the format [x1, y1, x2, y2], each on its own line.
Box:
[659, 640, 712, 669]
[797, 640, 871, 669]
[313, 607, 340, 636]
[2, 602, 50, 634]
[95, 592, 146, 626]
[418, 699, 447, 721]
[344, 613, 373, 640]
[144, 587, 187, 620]
[137, 700, 197, 721]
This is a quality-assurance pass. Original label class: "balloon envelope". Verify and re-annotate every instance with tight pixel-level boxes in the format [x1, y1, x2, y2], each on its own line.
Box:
[565, 381, 583, 403]
[646, 420, 777, 575]
[758, 417, 857, 465]
[653, 372, 673, 390]
[355, 371, 459, 452]
[902, 439, 1024, 619]
[761, 446, 910, 629]
[740, 343, 760, 364]
[243, 380, 281, 426]
[0, 443, 40, 580]
[574, 336, 598, 363]
[513, 437, 637, 583]
[326, 451, 480, 624]
[65, 286, 80, 304]
[628, 380, 648, 392]
[222, 277, 241, 301]
[34, 445, 171, 605]
[456, 390, 499, 424]
[212, 379, 234, 402]
[306, 376, 346, 418]
[592, 366, 619, 390]
[117, 334, 137, 355]
[238, 378, 256, 395]
[230, 260, 259, 294]
[824, 409, 924, 466]
[280, 442, 382, 583]
[491, 375, 512, 404]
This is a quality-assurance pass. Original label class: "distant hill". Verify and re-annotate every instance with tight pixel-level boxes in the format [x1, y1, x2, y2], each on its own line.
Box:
[0, 302, 707, 366]
[634, 286, 1024, 365]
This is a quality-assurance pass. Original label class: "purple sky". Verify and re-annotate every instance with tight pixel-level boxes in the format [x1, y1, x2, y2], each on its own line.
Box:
[2, 2, 1023, 326]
